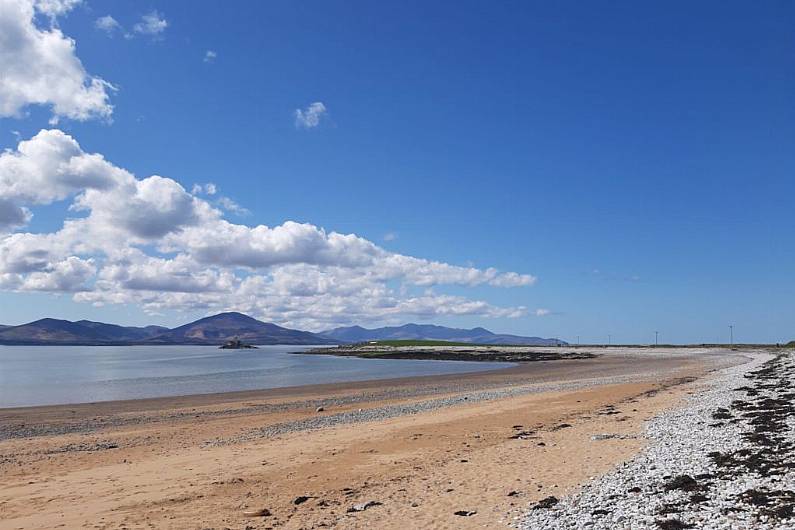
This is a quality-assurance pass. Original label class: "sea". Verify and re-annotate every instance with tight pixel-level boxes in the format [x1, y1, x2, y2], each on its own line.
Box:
[0, 344, 507, 408]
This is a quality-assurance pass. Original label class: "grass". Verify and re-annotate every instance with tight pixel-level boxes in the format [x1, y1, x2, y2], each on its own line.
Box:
[357, 339, 476, 347]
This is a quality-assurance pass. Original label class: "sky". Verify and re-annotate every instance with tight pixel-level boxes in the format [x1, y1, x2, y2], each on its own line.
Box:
[0, 0, 793, 344]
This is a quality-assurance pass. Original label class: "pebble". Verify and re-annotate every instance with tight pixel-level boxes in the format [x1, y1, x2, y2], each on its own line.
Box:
[519, 350, 795, 530]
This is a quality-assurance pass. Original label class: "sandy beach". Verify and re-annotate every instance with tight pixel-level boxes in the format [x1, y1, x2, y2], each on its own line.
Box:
[0, 348, 747, 529]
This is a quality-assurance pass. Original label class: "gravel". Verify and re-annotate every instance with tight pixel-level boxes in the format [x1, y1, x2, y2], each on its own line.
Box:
[206, 371, 713, 447]
[519, 349, 795, 530]
[0, 372, 622, 441]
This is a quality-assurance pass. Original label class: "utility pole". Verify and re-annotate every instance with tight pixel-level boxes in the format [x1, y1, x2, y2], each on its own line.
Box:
[576, 335, 580, 346]
[729, 325, 734, 346]
[608, 334, 611, 346]
[655, 331, 659, 346]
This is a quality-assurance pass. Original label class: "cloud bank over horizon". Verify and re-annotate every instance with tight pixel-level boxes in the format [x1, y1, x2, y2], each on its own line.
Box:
[0, 129, 536, 330]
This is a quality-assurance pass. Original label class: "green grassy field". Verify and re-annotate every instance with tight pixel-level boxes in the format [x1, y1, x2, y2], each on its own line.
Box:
[358, 339, 476, 347]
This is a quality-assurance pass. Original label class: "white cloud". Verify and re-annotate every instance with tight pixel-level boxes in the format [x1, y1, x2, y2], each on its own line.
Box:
[132, 10, 167, 36]
[216, 196, 249, 216]
[0, 130, 536, 328]
[191, 183, 216, 195]
[490, 271, 536, 287]
[33, 0, 80, 19]
[0, 0, 114, 122]
[20, 255, 95, 291]
[73, 174, 214, 239]
[204, 50, 217, 63]
[0, 129, 123, 204]
[534, 308, 551, 317]
[383, 232, 397, 242]
[295, 102, 327, 129]
[94, 15, 121, 35]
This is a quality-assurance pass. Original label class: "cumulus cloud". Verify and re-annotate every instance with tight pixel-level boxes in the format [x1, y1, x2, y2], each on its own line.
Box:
[0, 130, 536, 327]
[0, 129, 122, 204]
[0, 0, 114, 122]
[19, 255, 95, 291]
[73, 174, 214, 239]
[204, 50, 217, 63]
[132, 10, 167, 36]
[34, 0, 81, 20]
[94, 15, 121, 35]
[295, 102, 327, 129]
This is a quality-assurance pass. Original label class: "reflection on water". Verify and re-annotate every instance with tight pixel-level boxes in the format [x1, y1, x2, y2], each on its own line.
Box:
[0, 345, 507, 407]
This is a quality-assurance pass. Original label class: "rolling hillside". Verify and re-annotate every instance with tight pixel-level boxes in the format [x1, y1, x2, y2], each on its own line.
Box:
[319, 323, 566, 346]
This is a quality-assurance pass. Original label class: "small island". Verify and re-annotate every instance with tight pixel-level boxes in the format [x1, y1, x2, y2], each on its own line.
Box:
[218, 337, 257, 349]
[299, 340, 595, 362]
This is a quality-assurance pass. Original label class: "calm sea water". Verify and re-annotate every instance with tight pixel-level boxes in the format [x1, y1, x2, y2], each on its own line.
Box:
[0, 345, 508, 408]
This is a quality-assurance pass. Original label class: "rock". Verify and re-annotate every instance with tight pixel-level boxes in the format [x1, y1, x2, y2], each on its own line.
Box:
[454, 510, 477, 516]
[219, 338, 257, 349]
[242, 508, 271, 517]
[347, 500, 382, 512]
[316, 406, 325, 412]
[293, 495, 311, 505]
[591, 434, 620, 441]
[533, 496, 559, 509]
[663, 475, 701, 492]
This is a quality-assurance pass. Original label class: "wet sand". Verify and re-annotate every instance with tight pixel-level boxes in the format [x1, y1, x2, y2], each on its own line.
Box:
[0, 348, 746, 529]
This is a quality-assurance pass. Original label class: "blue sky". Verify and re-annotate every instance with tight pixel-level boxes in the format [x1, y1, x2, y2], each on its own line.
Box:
[0, 0, 793, 343]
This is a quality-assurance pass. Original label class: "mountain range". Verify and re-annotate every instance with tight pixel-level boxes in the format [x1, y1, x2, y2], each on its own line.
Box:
[0, 312, 565, 346]
[318, 323, 566, 346]
[0, 313, 334, 346]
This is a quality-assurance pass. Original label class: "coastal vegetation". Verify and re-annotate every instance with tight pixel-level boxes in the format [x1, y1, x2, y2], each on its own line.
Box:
[302, 343, 594, 362]
[361, 339, 483, 347]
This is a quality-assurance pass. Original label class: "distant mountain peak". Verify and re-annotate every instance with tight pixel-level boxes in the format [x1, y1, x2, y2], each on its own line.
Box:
[319, 322, 565, 346]
[0, 312, 338, 346]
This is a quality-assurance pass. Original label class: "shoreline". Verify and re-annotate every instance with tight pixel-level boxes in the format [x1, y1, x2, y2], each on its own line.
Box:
[0, 345, 739, 413]
[0, 348, 718, 416]
[0, 359, 522, 415]
[0, 348, 754, 529]
[520, 348, 787, 529]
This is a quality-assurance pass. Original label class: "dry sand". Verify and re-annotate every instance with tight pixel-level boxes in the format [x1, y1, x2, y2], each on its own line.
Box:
[0, 348, 745, 529]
